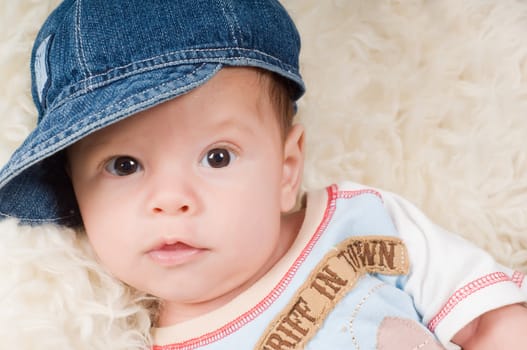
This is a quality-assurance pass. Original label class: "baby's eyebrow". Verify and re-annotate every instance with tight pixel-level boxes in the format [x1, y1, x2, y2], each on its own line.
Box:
[70, 135, 121, 157]
[215, 117, 255, 132]
[199, 115, 257, 139]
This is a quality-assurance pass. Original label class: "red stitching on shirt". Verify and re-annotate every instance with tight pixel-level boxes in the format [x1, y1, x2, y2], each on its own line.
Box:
[153, 185, 340, 350]
[512, 270, 525, 288]
[427, 272, 510, 332]
[337, 188, 383, 201]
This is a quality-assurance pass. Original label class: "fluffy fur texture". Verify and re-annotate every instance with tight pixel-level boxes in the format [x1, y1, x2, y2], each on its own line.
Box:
[1, 0, 527, 348]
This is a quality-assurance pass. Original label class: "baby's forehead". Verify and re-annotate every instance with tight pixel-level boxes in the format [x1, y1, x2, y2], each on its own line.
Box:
[72, 68, 276, 146]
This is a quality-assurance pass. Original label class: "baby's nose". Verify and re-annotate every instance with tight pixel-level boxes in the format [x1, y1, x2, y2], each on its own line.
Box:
[146, 174, 198, 216]
[152, 203, 191, 215]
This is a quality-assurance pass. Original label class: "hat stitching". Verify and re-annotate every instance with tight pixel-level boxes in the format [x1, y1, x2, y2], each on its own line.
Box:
[219, 0, 241, 47]
[0, 210, 74, 223]
[75, 0, 91, 79]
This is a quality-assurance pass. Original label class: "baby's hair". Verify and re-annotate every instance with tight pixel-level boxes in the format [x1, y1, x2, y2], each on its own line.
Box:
[256, 69, 297, 140]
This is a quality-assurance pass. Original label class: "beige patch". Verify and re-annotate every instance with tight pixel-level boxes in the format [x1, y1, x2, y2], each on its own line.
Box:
[377, 317, 446, 350]
[255, 236, 409, 350]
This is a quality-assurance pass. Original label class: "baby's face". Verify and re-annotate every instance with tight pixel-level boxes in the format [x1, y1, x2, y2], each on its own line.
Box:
[67, 67, 304, 323]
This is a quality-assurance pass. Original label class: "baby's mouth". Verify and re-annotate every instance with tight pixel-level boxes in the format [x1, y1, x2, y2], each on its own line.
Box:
[148, 242, 205, 266]
[159, 242, 192, 251]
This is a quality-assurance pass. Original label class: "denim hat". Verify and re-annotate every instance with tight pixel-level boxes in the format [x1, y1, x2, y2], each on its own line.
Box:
[0, 0, 304, 226]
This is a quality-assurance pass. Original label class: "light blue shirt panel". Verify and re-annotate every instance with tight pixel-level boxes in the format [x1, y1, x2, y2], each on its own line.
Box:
[307, 275, 427, 349]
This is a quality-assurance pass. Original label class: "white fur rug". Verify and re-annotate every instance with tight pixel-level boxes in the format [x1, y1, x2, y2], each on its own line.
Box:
[2, 0, 527, 348]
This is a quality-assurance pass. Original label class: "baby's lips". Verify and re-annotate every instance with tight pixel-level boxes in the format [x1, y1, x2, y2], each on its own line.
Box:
[147, 235, 199, 252]
[147, 240, 206, 266]
[156, 242, 194, 251]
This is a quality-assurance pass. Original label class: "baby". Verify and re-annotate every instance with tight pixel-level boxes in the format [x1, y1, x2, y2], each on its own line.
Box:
[0, 0, 526, 349]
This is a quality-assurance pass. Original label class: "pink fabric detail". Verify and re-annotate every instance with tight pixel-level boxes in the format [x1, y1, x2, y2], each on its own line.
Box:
[338, 188, 383, 201]
[512, 270, 525, 288]
[153, 185, 339, 350]
[377, 317, 443, 350]
[427, 272, 510, 332]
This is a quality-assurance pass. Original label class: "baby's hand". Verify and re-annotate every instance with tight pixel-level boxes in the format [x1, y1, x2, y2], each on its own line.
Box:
[452, 303, 527, 349]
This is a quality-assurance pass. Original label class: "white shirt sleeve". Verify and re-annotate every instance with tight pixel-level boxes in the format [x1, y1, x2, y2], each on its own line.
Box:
[378, 187, 527, 348]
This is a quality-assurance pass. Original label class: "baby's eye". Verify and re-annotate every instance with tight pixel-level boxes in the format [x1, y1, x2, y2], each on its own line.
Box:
[104, 156, 142, 176]
[200, 148, 237, 168]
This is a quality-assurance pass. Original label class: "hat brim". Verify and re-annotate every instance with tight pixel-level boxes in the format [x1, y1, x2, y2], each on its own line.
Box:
[0, 62, 223, 225]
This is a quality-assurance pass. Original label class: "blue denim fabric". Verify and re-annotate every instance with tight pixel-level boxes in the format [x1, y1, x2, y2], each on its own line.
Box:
[0, 0, 305, 226]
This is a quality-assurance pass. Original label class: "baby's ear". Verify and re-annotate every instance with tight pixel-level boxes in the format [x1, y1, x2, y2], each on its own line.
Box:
[280, 124, 305, 212]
